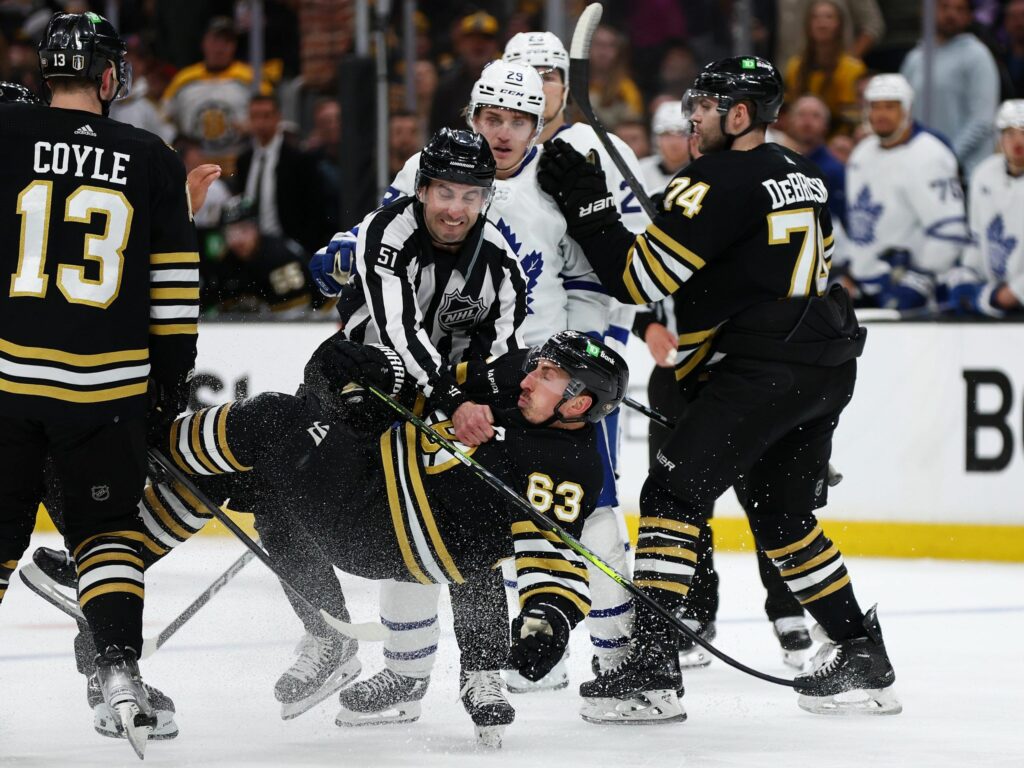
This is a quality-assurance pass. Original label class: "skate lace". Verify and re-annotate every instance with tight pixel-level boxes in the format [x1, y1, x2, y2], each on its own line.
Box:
[358, 669, 407, 698]
[458, 671, 505, 704]
[288, 634, 334, 681]
[807, 641, 842, 678]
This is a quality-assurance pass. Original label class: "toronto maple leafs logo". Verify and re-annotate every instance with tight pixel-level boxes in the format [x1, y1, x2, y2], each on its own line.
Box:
[496, 217, 543, 313]
[847, 186, 884, 245]
[985, 215, 1016, 280]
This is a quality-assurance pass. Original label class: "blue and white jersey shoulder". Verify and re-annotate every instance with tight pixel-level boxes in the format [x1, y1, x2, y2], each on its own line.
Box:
[964, 153, 1024, 299]
[845, 130, 967, 278]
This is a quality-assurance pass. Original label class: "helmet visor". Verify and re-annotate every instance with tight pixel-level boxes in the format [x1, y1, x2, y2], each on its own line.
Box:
[682, 88, 726, 118]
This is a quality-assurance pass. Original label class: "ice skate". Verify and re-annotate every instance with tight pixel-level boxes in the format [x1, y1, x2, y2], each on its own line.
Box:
[460, 670, 515, 748]
[275, 632, 360, 720]
[795, 606, 901, 715]
[773, 615, 813, 671]
[88, 673, 178, 740]
[579, 636, 686, 725]
[504, 655, 568, 693]
[336, 669, 429, 726]
[677, 619, 717, 669]
[94, 646, 157, 759]
[32, 546, 77, 589]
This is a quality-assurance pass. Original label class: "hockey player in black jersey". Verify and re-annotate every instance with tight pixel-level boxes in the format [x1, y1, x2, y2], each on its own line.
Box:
[538, 56, 899, 721]
[0, 12, 198, 758]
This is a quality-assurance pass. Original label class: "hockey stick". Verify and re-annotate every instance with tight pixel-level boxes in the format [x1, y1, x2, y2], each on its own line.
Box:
[19, 549, 256, 658]
[148, 449, 389, 642]
[365, 384, 814, 690]
[569, 3, 658, 221]
[141, 547, 255, 658]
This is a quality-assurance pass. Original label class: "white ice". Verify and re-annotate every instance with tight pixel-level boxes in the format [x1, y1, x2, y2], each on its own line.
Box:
[2, 532, 1021, 768]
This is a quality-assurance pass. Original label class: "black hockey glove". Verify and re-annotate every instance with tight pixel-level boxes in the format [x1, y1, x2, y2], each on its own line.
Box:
[306, 338, 417, 434]
[537, 138, 621, 240]
[508, 604, 571, 682]
[147, 370, 193, 447]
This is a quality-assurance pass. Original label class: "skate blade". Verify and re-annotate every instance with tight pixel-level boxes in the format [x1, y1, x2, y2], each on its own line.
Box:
[335, 700, 421, 727]
[798, 686, 903, 716]
[678, 648, 713, 669]
[280, 659, 361, 720]
[116, 702, 154, 759]
[580, 690, 687, 725]
[475, 725, 505, 749]
[782, 648, 810, 672]
[95, 704, 178, 740]
[504, 670, 569, 694]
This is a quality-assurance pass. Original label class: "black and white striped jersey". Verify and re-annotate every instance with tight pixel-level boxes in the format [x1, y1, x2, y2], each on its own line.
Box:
[342, 196, 527, 402]
[0, 103, 198, 423]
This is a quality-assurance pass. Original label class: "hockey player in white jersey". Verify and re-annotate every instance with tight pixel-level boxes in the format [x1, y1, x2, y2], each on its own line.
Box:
[843, 74, 969, 310]
[502, 30, 654, 686]
[945, 99, 1024, 316]
[639, 100, 697, 199]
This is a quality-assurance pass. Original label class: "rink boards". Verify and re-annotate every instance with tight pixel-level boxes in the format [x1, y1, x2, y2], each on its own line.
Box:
[34, 319, 1024, 562]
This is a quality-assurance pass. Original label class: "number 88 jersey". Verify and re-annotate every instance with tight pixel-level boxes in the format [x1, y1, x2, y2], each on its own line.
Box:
[0, 102, 198, 423]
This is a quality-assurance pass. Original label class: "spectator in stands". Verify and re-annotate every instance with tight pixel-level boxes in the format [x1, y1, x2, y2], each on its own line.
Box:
[843, 74, 968, 309]
[414, 59, 439, 127]
[236, 94, 327, 255]
[788, 94, 849, 228]
[639, 101, 696, 199]
[162, 16, 271, 175]
[776, 0, 885, 67]
[901, 0, 1000, 179]
[613, 118, 651, 160]
[1000, 0, 1024, 97]
[945, 99, 1024, 316]
[586, 24, 644, 129]
[784, 0, 868, 136]
[654, 38, 699, 99]
[429, 11, 500, 132]
[109, 35, 174, 142]
[205, 197, 326, 317]
[388, 109, 423, 176]
[304, 98, 343, 234]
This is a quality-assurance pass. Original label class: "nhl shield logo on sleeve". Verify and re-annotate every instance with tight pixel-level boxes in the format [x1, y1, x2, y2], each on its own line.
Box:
[91, 485, 110, 502]
[438, 290, 487, 332]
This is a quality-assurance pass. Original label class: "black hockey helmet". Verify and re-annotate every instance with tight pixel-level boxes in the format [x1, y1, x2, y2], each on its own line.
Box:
[38, 12, 131, 104]
[415, 127, 497, 193]
[525, 330, 629, 424]
[0, 81, 43, 105]
[684, 56, 784, 128]
[221, 196, 257, 226]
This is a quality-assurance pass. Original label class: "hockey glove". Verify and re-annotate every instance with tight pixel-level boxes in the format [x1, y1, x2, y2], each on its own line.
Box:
[949, 280, 1005, 318]
[508, 604, 571, 682]
[877, 269, 932, 311]
[537, 138, 620, 240]
[310, 230, 358, 297]
[147, 370, 194, 447]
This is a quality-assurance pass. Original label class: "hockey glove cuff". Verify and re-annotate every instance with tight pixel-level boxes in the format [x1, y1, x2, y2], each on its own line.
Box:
[310, 230, 358, 297]
[537, 138, 621, 240]
[508, 604, 571, 682]
[147, 370, 193, 447]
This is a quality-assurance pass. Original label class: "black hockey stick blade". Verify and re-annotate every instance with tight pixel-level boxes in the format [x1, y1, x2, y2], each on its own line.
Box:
[148, 448, 388, 642]
[623, 395, 675, 429]
[365, 384, 815, 690]
[569, 3, 658, 221]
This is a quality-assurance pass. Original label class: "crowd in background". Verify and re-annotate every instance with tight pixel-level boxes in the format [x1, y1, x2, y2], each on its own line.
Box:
[1, 0, 1021, 318]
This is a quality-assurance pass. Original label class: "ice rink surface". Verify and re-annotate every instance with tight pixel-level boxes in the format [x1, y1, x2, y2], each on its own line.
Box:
[2, 532, 1021, 768]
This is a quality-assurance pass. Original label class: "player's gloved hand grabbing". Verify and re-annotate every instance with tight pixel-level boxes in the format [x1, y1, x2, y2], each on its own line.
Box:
[147, 369, 193, 447]
[537, 138, 621, 239]
[310, 230, 358, 297]
[878, 269, 932, 310]
[321, 340, 412, 400]
[508, 604, 571, 682]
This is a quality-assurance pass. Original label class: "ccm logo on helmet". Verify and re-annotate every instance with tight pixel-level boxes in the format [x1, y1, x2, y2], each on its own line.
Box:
[579, 195, 614, 218]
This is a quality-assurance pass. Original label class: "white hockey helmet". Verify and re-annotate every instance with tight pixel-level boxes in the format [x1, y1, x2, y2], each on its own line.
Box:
[864, 74, 914, 113]
[652, 101, 691, 135]
[996, 99, 1024, 130]
[467, 61, 546, 143]
[503, 31, 570, 112]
